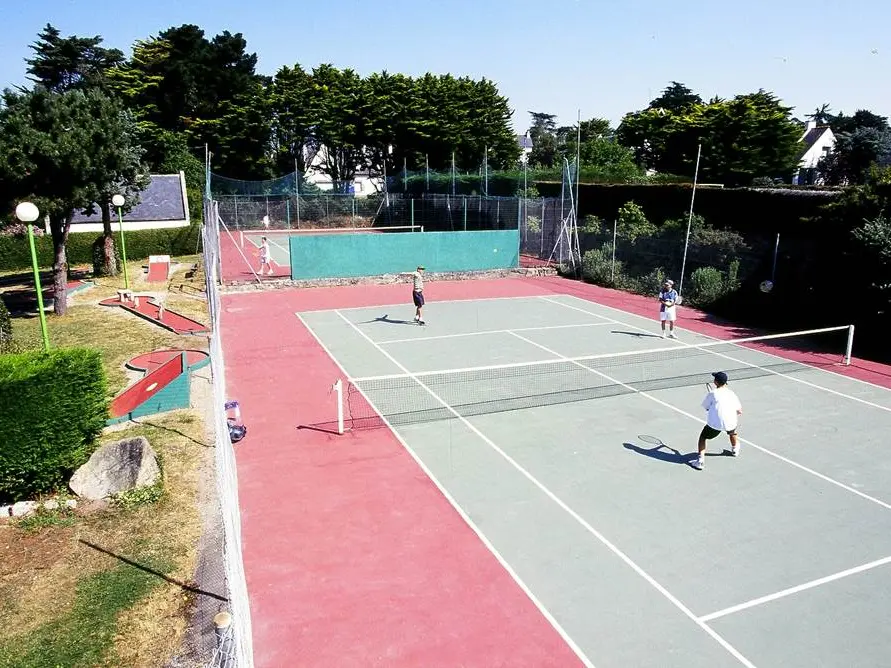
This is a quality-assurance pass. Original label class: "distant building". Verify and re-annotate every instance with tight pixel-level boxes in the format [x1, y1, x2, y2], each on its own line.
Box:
[66, 173, 190, 233]
[792, 120, 836, 185]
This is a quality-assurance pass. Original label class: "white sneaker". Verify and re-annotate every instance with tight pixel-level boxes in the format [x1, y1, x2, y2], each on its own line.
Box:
[668, 332, 677, 339]
[661, 332, 667, 338]
[692, 457, 704, 470]
[731, 445, 739, 457]
[418, 319, 426, 326]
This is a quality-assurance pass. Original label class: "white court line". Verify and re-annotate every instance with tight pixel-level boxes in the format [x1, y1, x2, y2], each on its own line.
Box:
[555, 292, 891, 399]
[378, 321, 613, 345]
[507, 325, 891, 514]
[294, 312, 596, 668]
[336, 311, 757, 668]
[540, 296, 891, 414]
[698, 554, 891, 622]
[299, 295, 542, 314]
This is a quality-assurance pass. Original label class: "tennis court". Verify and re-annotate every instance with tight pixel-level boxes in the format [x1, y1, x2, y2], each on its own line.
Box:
[296, 292, 891, 668]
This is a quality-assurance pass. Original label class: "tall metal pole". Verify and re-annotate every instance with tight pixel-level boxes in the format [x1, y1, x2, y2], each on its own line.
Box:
[677, 143, 702, 298]
[27, 223, 50, 351]
[116, 204, 130, 290]
[771, 233, 780, 283]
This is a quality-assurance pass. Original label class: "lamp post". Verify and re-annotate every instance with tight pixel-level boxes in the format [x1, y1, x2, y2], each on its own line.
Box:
[112, 194, 129, 289]
[15, 202, 50, 351]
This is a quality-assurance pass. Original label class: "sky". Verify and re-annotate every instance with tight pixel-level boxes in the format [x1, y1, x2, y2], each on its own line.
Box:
[1, 0, 889, 133]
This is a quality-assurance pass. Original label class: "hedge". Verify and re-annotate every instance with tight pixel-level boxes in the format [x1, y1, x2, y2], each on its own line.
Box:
[0, 224, 200, 272]
[0, 348, 107, 501]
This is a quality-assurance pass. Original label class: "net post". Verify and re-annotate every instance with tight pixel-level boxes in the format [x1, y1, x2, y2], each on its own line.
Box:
[333, 379, 344, 434]
[845, 325, 855, 365]
[239, 230, 244, 249]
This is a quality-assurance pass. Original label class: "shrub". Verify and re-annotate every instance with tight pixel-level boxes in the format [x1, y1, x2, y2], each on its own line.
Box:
[0, 348, 107, 501]
[581, 215, 603, 234]
[582, 245, 622, 286]
[0, 299, 12, 352]
[616, 201, 657, 242]
[0, 224, 200, 271]
[689, 266, 726, 306]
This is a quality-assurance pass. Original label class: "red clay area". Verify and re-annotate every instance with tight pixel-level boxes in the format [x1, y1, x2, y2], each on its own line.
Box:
[99, 296, 209, 335]
[109, 352, 183, 419]
[147, 260, 170, 283]
[220, 231, 290, 282]
[221, 275, 891, 668]
[126, 349, 208, 373]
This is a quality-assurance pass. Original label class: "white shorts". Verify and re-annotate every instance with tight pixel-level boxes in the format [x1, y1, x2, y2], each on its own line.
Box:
[659, 307, 677, 322]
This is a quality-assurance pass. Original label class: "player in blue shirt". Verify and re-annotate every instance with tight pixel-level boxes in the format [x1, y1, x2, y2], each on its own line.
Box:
[658, 279, 679, 338]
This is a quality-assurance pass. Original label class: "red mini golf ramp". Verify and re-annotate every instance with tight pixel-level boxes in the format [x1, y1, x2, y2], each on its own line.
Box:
[147, 255, 171, 283]
[100, 296, 209, 335]
[107, 350, 207, 425]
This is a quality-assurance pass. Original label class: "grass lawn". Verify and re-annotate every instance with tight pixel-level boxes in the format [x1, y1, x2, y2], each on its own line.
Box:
[0, 256, 216, 668]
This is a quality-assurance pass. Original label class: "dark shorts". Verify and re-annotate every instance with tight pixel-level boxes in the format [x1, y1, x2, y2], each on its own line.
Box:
[700, 424, 737, 440]
[412, 290, 425, 307]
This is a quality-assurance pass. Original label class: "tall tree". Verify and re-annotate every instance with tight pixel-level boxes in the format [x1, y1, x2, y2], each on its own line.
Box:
[106, 25, 267, 178]
[648, 82, 702, 113]
[806, 103, 833, 125]
[25, 23, 124, 93]
[0, 88, 148, 314]
[527, 111, 558, 167]
[269, 64, 316, 176]
[617, 88, 801, 185]
[819, 110, 891, 185]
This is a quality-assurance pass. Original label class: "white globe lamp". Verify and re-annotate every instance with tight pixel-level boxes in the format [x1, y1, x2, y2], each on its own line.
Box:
[15, 201, 39, 223]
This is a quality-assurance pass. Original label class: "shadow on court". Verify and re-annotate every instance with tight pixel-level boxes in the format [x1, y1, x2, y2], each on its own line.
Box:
[363, 314, 417, 326]
[623, 437, 699, 469]
[610, 330, 663, 339]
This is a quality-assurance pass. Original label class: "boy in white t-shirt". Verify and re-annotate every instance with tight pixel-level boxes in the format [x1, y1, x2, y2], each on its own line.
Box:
[694, 371, 743, 470]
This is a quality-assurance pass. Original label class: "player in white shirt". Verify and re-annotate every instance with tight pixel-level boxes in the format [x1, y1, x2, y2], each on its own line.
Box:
[694, 371, 743, 470]
[400, 265, 426, 325]
[658, 279, 679, 338]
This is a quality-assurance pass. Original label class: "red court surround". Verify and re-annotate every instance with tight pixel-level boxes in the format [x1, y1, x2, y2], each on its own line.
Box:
[221, 275, 891, 667]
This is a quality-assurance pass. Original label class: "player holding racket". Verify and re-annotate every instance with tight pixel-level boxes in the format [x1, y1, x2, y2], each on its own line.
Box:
[658, 279, 679, 338]
[694, 371, 742, 470]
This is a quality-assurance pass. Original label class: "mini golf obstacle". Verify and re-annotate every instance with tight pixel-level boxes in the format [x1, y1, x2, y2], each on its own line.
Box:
[100, 291, 208, 335]
[108, 349, 210, 425]
[147, 255, 172, 283]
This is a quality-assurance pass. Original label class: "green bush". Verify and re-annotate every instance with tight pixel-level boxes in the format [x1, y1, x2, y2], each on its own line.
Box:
[0, 299, 12, 352]
[616, 201, 657, 242]
[0, 225, 200, 271]
[582, 245, 622, 286]
[0, 348, 108, 501]
[689, 266, 726, 306]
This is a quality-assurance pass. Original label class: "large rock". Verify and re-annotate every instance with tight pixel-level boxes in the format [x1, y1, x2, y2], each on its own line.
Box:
[69, 437, 161, 500]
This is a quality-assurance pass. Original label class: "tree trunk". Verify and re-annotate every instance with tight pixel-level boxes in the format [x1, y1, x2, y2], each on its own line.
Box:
[50, 214, 71, 316]
[93, 201, 119, 277]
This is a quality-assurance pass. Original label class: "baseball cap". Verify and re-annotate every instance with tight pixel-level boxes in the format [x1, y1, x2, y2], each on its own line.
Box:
[712, 371, 728, 384]
[417, 265, 425, 270]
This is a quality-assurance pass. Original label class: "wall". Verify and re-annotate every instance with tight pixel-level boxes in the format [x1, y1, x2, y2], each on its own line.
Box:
[289, 230, 519, 280]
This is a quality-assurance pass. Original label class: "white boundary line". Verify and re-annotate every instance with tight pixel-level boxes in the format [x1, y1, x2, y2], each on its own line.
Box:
[377, 321, 613, 345]
[293, 311, 596, 668]
[334, 311, 756, 668]
[298, 295, 545, 314]
[540, 296, 891, 414]
[698, 554, 891, 622]
[504, 327, 891, 514]
[555, 293, 891, 398]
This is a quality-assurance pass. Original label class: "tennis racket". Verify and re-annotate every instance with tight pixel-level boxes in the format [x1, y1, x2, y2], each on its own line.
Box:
[706, 382, 714, 393]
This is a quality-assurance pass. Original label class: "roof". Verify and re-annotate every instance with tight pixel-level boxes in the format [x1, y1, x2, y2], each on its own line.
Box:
[70, 174, 186, 223]
[798, 126, 832, 159]
[517, 134, 533, 149]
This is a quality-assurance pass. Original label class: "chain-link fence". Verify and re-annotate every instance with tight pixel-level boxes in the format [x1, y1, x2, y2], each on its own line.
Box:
[201, 197, 254, 668]
[577, 220, 773, 307]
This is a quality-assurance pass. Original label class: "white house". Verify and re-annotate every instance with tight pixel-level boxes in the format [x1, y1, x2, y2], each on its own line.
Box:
[792, 119, 836, 185]
[301, 144, 385, 196]
[517, 134, 533, 163]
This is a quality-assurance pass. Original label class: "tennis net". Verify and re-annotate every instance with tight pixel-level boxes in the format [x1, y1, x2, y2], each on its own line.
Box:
[330, 325, 854, 432]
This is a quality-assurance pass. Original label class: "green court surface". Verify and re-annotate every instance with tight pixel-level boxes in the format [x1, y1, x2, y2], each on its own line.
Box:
[298, 294, 891, 668]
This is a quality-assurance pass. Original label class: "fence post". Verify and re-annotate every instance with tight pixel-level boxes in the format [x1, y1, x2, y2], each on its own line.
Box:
[611, 219, 617, 284]
[463, 196, 467, 231]
[296, 193, 301, 229]
[845, 325, 855, 365]
[285, 198, 291, 230]
[411, 198, 415, 230]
